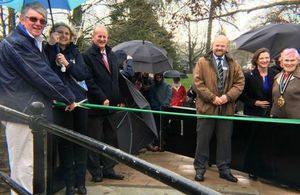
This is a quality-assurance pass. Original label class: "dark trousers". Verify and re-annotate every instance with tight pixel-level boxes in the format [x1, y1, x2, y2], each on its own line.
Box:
[53, 107, 88, 187]
[87, 115, 118, 177]
[194, 118, 233, 171]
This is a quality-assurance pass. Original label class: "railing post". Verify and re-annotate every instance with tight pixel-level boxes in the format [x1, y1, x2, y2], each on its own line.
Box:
[29, 102, 46, 195]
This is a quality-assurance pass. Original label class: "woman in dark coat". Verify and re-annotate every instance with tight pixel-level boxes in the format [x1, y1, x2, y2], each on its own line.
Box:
[240, 48, 279, 117]
[239, 48, 279, 179]
[45, 22, 90, 195]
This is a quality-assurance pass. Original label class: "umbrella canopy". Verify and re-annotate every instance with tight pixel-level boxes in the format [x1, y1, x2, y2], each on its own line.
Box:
[179, 72, 188, 79]
[112, 40, 173, 74]
[108, 75, 157, 154]
[164, 70, 188, 78]
[0, 0, 86, 11]
[234, 24, 300, 59]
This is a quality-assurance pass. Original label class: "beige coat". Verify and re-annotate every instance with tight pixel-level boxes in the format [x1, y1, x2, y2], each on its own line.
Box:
[193, 52, 244, 116]
[271, 66, 300, 119]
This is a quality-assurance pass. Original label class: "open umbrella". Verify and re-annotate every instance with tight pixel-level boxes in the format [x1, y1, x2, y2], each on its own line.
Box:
[108, 75, 158, 154]
[179, 72, 188, 79]
[164, 70, 188, 78]
[0, 0, 86, 11]
[112, 40, 173, 74]
[0, 0, 86, 25]
[234, 24, 300, 59]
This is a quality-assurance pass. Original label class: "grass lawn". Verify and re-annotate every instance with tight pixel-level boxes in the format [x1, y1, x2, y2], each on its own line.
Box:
[164, 73, 193, 90]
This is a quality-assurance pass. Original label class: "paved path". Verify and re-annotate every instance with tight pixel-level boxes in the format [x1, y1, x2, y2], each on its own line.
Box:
[55, 151, 300, 195]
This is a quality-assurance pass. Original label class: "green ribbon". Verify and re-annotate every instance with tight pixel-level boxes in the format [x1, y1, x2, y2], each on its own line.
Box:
[55, 102, 300, 125]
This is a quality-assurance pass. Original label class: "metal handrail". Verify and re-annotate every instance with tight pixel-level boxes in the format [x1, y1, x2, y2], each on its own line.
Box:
[0, 103, 221, 195]
[0, 171, 30, 195]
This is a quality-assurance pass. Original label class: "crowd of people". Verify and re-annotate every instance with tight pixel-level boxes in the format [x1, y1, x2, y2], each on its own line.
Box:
[0, 1, 300, 195]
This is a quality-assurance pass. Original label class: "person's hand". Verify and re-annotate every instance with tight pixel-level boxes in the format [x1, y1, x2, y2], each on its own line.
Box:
[56, 53, 69, 67]
[65, 102, 75, 112]
[48, 32, 60, 45]
[212, 96, 223, 106]
[127, 55, 133, 60]
[103, 99, 110, 106]
[117, 103, 125, 107]
[254, 100, 270, 108]
[219, 95, 228, 104]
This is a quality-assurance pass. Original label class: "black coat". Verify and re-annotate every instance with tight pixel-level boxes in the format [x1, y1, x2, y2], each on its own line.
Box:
[82, 44, 123, 116]
[239, 67, 278, 116]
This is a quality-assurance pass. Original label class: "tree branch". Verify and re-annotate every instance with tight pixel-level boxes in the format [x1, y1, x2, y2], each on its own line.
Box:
[189, 0, 300, 22]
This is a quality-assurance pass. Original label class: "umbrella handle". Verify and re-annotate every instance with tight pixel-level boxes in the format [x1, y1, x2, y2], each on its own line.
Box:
[47, 0, 60, 54]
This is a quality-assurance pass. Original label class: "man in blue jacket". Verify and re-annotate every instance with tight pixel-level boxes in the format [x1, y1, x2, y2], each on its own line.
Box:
[0, 2, 75, 194]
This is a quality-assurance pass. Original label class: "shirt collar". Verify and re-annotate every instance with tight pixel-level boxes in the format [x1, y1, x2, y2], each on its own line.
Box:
[213, 53, 224, 61]
[101, 49, 107, 55]
[19, 23, 43, 52]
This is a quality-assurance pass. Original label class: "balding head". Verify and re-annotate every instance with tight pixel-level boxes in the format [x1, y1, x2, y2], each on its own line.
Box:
[91, 24, 108, 51]
[93, 25, 108, 36]
[212, 35, 229, 57]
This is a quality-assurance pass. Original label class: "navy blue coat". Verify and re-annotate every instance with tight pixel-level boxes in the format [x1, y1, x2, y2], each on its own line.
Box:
[82, 44, 123, 116]
[44, 43, 90, 102]
[0, 24, 75, 121]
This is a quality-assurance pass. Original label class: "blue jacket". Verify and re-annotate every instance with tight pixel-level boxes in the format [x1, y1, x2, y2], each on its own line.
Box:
[44, 43, 90, 102]
[115, 50, 134, 79]
[0, 24, 75, 122]
[149, 74, 172, 109]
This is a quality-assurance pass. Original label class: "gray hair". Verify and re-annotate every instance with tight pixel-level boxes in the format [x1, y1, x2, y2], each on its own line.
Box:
[50, 22, 77, 42]
[92, 24, 108, 36]
[21, 1, 47, 19]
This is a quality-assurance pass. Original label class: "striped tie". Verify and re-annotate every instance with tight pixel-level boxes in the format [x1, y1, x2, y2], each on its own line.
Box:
[217, 57, 223, 85]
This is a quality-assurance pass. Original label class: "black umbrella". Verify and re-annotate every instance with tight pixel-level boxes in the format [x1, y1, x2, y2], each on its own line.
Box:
[180, 72, 188, 79]
[163, 70, 188, 78]
[107, 75, 157, 154]
[234, 24, 300, 59]
[112, 40, 173, 74]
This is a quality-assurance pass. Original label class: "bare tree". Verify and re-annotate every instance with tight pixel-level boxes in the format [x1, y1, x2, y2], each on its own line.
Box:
[8, 8, 16, 33]
[255, 4, 300, 25]
[164, 0, 300, 53]
[0, 5, 7, 38]
[185, 20, 205, 72]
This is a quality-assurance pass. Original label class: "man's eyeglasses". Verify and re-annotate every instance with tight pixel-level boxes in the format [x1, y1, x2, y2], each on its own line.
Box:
[27, 16, 47, 25]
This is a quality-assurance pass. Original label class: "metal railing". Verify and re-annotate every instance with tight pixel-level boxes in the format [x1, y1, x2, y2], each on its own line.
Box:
[0, 102, 221, 195]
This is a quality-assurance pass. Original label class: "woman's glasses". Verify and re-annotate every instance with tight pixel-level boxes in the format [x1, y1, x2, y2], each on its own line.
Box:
[27, 16, 47, 25]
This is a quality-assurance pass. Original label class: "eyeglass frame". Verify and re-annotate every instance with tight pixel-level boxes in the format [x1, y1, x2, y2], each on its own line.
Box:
[26, 16, 47, 25]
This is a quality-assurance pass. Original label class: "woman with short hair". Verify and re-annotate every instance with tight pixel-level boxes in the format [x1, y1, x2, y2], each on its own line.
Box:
[271, 48, 300, 119]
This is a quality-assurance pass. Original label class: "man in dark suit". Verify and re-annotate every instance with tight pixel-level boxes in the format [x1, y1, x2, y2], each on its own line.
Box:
[82, 25, 124, 182]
